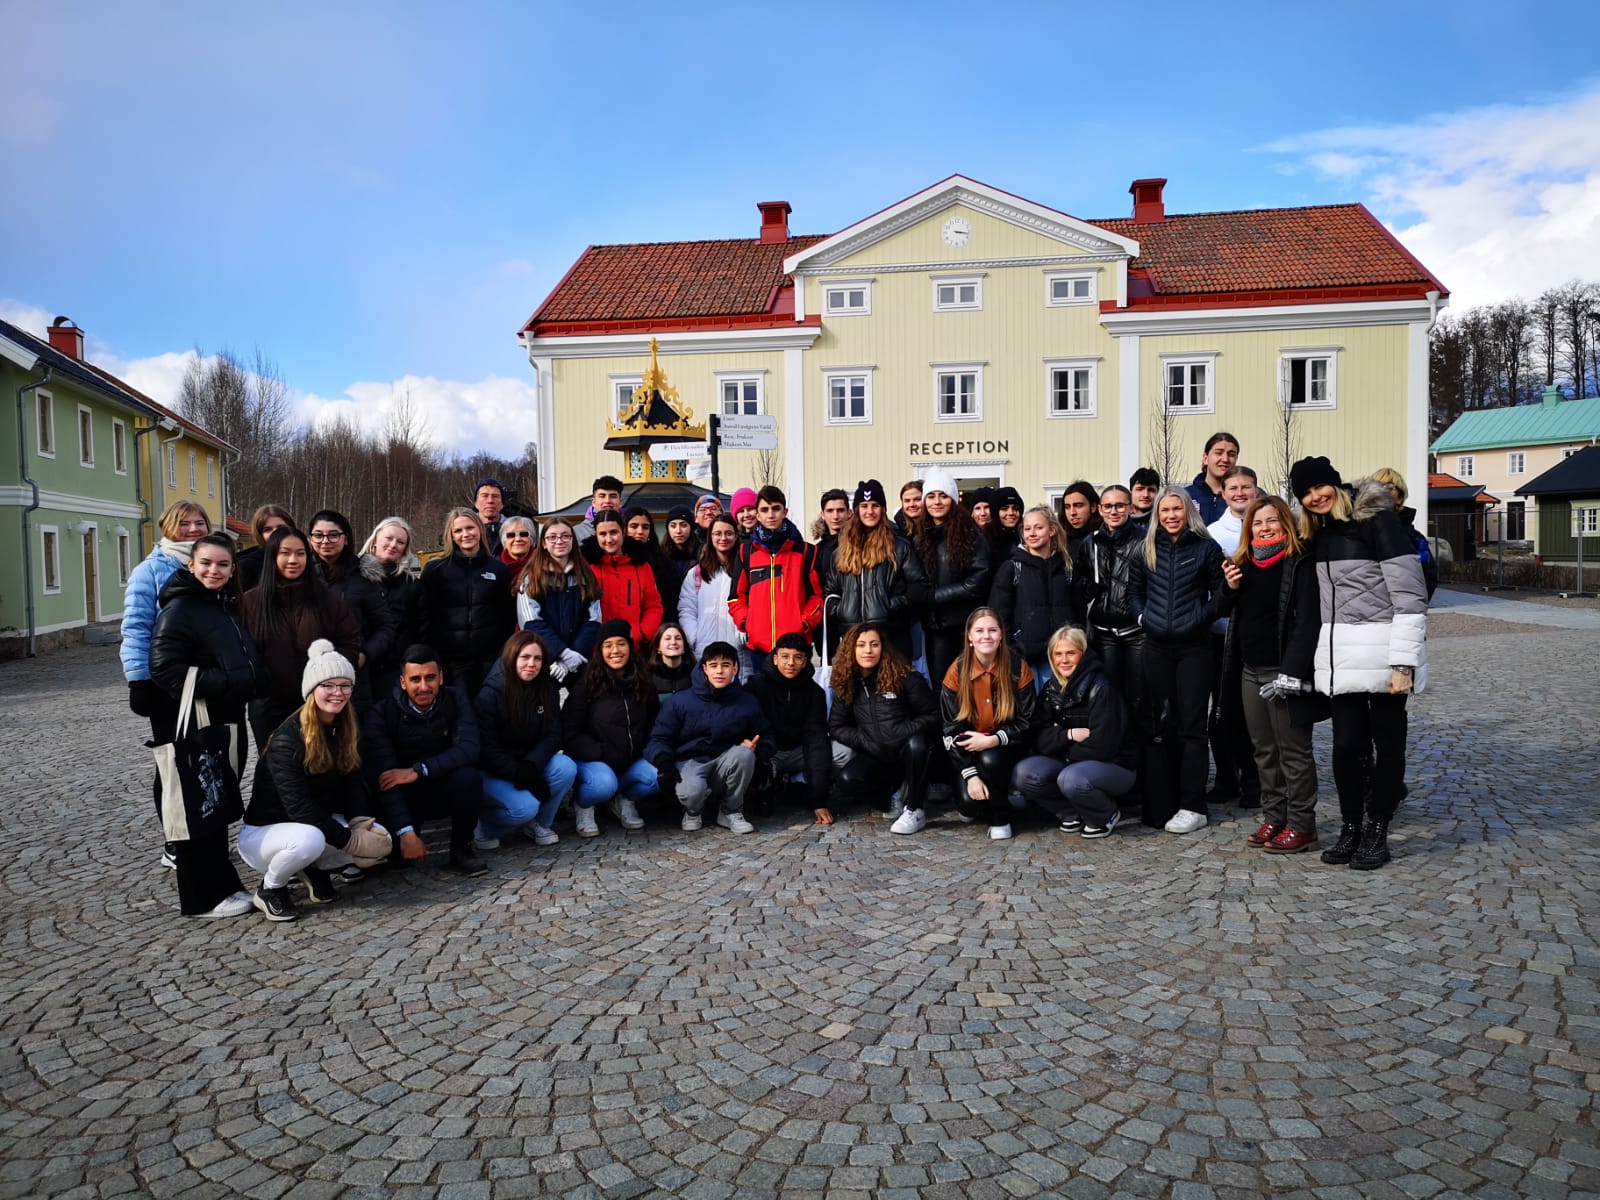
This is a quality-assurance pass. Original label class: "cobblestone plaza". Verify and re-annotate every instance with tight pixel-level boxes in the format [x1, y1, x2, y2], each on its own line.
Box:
[2, 590, 1597, 1199]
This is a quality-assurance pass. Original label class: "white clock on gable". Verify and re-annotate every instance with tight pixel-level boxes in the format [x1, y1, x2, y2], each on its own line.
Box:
[942, 215, 972, 247]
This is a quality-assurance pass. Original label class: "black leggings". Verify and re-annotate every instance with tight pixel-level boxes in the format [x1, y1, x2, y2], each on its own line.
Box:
[834, 734, 931, 813]
[1330, 692, 1408, 824]
[1142, 634, 1211, 824]
[953, 744, 1024, 829]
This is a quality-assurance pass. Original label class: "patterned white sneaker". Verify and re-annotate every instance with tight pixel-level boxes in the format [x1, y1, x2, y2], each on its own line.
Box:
[576, 805, 600, 837]
[890, 808, 926, 835]
[716, 811, 755, 834]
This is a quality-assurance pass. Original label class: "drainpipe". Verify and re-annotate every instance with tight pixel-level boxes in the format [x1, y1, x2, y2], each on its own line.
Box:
[16, 365, 54, 657]
[131, 421, 162, 557]
[1425, 290, 1442, 334]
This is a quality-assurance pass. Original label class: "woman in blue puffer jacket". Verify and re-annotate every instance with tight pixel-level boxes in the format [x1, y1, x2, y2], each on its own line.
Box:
[1128, 487, 1224, 835]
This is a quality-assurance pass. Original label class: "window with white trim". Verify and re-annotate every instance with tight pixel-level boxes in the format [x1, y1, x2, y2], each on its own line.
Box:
[934, 364, 983, 422]
[823, 281, 871, 316]
[117, 531, 132, 585]
[36, 391, 55, 457]
[1457, 455, 1475, 479]
[165, 442, 177, 489]
[610, 375, 642, 420]
[1576, 507, 1600, 536]
[1507, 451, 1526, 475]
[77, 406, 95, 467]
[1280, 349, 1338, 410]
[112, 419, 127, 475]
[716, 373, 764, 416]
[1163, 354, 1216, 413]
[1045, 358, 1098, 419]
[932, 274, 983, 312]
[823, 370, 872, 425]
[1046, 270, 1097, 307]
[207, 455, 216, 497]
[188, 449, 197, 493]
[41, 527, 61, 594]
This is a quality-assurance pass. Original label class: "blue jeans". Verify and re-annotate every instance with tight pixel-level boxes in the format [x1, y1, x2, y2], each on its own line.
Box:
[480, 752, 577, 837]
[572, 758, 659, 808]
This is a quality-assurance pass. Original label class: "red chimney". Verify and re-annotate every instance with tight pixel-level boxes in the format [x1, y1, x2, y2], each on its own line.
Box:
[1129, 178, 1167, 224]
[757, 201, 792, 244]
[48, 316, 84, 359]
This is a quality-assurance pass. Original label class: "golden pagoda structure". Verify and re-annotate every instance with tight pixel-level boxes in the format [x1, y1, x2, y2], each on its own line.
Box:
[601, 338, 706, 484]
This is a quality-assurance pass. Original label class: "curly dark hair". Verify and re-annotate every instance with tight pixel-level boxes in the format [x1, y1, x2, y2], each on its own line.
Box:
[913, 499, 980, 575]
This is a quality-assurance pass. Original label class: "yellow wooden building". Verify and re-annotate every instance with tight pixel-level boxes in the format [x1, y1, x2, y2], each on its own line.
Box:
[519, 175, 1448, 526]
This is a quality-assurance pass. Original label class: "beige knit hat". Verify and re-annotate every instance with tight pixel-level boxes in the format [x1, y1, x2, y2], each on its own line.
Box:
[301, 638, 357, 699]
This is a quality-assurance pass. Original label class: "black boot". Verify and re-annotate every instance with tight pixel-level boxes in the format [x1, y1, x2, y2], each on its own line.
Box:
[1320, 822, 1361, 865]
[1350, 821, 1391, 871]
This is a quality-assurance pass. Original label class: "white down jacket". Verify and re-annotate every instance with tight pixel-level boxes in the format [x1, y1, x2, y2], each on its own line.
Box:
[1309, 479, 1429, 696]
[678, 564, 740, 657]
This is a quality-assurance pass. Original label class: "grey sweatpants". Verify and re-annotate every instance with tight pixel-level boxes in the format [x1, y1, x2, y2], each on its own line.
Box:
[676, 745, 757, 816]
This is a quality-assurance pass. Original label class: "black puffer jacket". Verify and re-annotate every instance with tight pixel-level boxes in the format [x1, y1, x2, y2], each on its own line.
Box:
[473, 661, 562, 785]
[916, 521, 991, 632]
[318, 554, 399, 703]
[820, 533, 930, 651]
[650, 657, 694, 700]
[1070, 522, 1143, 635]
[361, 554, 423, 680]
[746, 659, 832, 805]
[1032, 658, 1134, 769]
[1128, 528, 1224, 641]
[244, 713, 370, 846]
[149, 570, 264, 719]
[561, 666, 658, 772]
[828, 668, 940, 761]
[420, 549, 514, 693]
[989, 546, 1071, 663]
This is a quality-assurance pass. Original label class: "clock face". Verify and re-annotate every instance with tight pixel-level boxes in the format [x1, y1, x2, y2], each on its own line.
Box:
[942, 216, 972, 247]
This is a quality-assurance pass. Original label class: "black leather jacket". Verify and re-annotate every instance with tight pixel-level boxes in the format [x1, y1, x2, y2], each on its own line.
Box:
[148, 570, 263, 719]
[828, 668, 940, 760]
[1071, 522, 1144, 635]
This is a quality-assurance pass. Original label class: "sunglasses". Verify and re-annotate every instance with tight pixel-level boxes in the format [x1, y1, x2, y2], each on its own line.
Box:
[504, 531, 532, 539]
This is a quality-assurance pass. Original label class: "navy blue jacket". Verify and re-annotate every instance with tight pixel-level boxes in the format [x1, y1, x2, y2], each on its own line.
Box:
[645, 669, 774, 767]
[1128, 528, 1225, 641]
[1185, 474, 1227, 525]
[518, 573, 601, 659]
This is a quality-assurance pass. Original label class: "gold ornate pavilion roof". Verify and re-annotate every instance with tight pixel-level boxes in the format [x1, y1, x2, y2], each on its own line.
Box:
[603, 338, 706, 450]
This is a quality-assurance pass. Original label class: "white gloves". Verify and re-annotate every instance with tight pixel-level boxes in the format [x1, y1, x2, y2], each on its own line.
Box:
[560, 649, 586, 672]
[548, 661, 568, 682]
[1258, 674, 1313, 701]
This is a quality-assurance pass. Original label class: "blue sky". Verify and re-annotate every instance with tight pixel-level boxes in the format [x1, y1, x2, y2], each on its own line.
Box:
[4, 0, 1599, 454]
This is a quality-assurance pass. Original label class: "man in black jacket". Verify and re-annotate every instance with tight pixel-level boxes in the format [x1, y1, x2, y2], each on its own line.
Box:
[746, 633, 846, 823]
[362, 644, 487, 876]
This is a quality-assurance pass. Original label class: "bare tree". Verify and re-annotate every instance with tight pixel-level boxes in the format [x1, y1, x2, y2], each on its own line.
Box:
[751, 448, 783, 490]
[1273, 394, 1300, 500]
[1147, 388, 1182, 486]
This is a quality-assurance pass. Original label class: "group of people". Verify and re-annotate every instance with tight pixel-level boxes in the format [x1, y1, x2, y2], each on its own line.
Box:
[121, 431, 1432, 922]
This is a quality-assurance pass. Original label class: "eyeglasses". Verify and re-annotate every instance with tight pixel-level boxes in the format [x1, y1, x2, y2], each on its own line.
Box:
[309, 531, 344, 541]
[504, 531, 532, 539]
[545, 532, 573, 542]
[1100, 503, 1129, 511]
[316, 682, 354, 694]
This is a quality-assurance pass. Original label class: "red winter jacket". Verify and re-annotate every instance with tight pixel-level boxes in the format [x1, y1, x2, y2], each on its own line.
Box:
[728, 520, 822, 654]
[582, 539, 662, 649]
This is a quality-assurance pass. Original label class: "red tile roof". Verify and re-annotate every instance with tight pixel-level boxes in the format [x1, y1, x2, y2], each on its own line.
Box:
[522, 200, 1446, 336]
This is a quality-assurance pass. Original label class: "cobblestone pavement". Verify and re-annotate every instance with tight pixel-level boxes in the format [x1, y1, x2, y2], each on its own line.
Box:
[1, 614, 1597, 1200]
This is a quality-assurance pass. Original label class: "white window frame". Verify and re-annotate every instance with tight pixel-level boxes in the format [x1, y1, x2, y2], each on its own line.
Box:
[40, 525, 61, 594]
[1506, 451, 1526, 476]
[1161, 353, 1217, 414]
[1045, 269, 1098, 307]
[111, 418, 127, 475]
[35, 390, 55, 458]
[165, 442, 178, 489]
[77, 405, 96, 467]
[117, 530, 132, 585]
[207, 455, 216, 497]
[823, 279, 872, 317]
[1575, 507, 1600, 536]
[1044, 357, 1099, 420]
[932, 273, 984, 312]
[609, 374, 643, 420]
[714, 370, 766, 417]
[822, 367, 873, 426]
[188, 448, 198, 493]
[933, 362, 985, 423]
[1279, 347, 1339, 411]
[1457, 455, 1475, 479]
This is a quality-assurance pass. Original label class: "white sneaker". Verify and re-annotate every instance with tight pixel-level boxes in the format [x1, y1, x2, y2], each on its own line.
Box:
[611, 796, 645, 830]
[1164, 809, 1209, 835]
[885, 799, 905, 821]
[681, 812, 703, 831]
[209, 891, 254, 918]
[160, 846, 177, 871]
[989, 824, 1013, 841]
[472, 826, 500, 851]
[716, 811, 755, 834]
[525, 823, 559, 846]
[890, 808, 926, 835]
[576, 805, 600, 837]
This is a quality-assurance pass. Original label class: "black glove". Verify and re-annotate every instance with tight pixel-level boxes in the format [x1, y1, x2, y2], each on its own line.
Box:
[653, 758, 680, 796]
[128, 680, 163, 718]
[514, 761, 550, 802]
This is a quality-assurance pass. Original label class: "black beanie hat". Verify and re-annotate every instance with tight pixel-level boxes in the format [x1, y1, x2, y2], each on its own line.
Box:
[1290, 456, 1343, 500]
[853, 478, 886, 507]
[994, 486, 1024, 511]
[596, 618, 634, 648]
[666, 504, 693, 525]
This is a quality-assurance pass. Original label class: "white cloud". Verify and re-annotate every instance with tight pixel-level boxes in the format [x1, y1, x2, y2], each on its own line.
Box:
[297, 374, 540, 459]
[1261, 83, 1600, 310]
[0, 299, 52, 339]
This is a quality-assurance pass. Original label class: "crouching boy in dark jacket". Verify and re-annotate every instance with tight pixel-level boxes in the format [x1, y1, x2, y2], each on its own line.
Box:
[645, 641, 774, 834]
[746, 632, 847, 824]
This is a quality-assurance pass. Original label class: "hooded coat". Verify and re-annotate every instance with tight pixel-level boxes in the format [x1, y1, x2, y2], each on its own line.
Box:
[989, 545, 1071, 663]
[360, 553, 423, 681]
[561, 665, 658, 772]
[745, 659, 831, 804]
[827, 668, 940, 762]
[678, 562, 741, 657]
[644, 667, 774, 767]
[148, 569, 264, 720]
[121, 540, 190, 682]
[317, 554, 400, 704]
[581, 537, 663, 649]
[420, 547, 515, 693]
[1032, 656, 1134, 769]
[728, 519, 822, 653]
[473, 660, 562, 786]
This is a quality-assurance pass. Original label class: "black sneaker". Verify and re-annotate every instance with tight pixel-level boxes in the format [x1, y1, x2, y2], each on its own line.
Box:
[252, 886, 298, 922]
[1058, 817, 1084, 834]
[299, 867, 338, 904]
[1081, 812, 1120, 840]
[450, 851, 489, 878]
[334, 863, 366, 883]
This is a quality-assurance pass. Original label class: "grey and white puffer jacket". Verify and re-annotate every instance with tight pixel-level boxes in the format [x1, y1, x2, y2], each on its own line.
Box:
[1309, 479, 1429, 696]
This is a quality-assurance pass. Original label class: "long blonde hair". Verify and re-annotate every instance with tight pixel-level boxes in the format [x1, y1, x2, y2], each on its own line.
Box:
[1142, 487, 1212, 569]
[947, 607, 1028, 728]
[297, 696, 361, 775]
